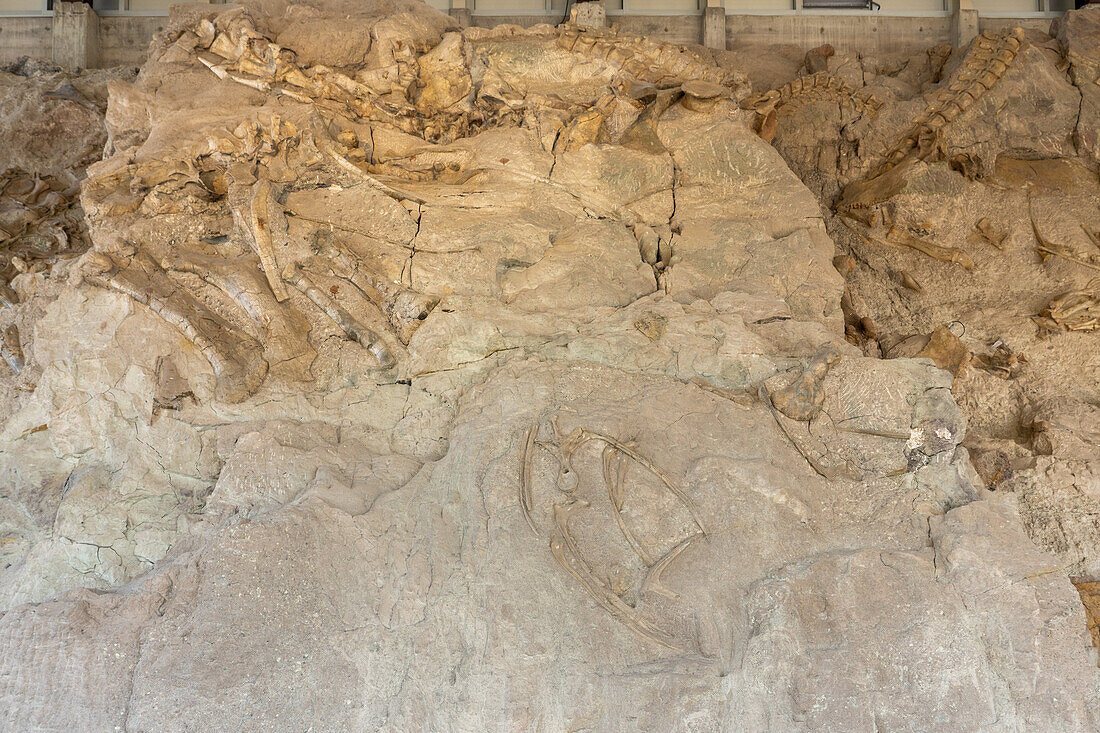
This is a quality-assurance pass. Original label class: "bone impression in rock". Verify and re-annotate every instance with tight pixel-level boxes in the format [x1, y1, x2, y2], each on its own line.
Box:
[0, 1, 1098, 730]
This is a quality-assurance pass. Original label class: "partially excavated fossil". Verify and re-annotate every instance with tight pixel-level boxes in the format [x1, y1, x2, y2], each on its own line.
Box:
[77, 11, 751, 402]
[2, 1, 1100, 729]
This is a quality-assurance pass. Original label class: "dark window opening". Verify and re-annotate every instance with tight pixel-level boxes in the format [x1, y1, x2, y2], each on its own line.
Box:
[802, 0, 881, 7]
[46, 0, 121, 10]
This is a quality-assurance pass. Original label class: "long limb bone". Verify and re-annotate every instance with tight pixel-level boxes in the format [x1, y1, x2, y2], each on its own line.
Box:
[310, 232, 438, 344]
[285, 264, 395, 368]
[885, 226, 974, 269]
[166, 252, 316, 371]
[319, 138, 426, 205]
[85, 252, 268, 403]
[843, 218, 974, 270]
[244, 177, 290, 302]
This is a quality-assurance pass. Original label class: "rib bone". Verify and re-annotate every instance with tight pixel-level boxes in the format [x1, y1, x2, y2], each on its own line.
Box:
[85, 252, 268, 403]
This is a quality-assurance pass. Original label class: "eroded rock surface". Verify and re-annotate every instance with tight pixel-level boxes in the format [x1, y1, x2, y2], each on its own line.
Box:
[0, 1, 1097, 729]
[750, 8, 1100, 627]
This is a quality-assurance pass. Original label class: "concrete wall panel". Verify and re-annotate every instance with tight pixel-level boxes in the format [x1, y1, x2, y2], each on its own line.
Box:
[626, 0, 700, 12]
[0, 0, 41, 11]
[978, 14, 1055, 31]
[473, 0, 547, 13]
[972, 0, 1037, 13]
[0, 16, 51, 64]
[726, 13, 954, 53]
[97, 15, 161, 67]
[614, 13, 705, 43]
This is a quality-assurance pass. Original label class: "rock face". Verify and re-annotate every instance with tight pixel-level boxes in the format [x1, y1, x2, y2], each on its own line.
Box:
[751, 10, 1100, 610]
[0, 62, 137, 421]
[1055, 7, 1100, 167]
[1, 1, 1098, 729]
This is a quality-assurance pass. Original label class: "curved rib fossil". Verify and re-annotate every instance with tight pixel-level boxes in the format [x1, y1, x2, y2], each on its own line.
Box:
[602, 443, 656, 567]
[577, 428, 707, 535]
[550, 500, 683, 651]
[525, 420, 708, 537]
[520, 418, 713, 653]
[163, 251, 315, 370]
[84, 251, 268, 403]
[640, 534, 697, 601]
[520, 426, 540, 535]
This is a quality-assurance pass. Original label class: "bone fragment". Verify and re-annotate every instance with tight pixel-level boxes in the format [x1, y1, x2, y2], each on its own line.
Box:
[1, 325, 24, 375]
[285, 265, 395, 368]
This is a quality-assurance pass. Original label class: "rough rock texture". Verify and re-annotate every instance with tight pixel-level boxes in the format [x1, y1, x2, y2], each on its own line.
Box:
[753, 9, 1100, 615]
[1, 1, 1098, 729]
[0, 61, 137, 427]
[1054, 7, 1100, 166]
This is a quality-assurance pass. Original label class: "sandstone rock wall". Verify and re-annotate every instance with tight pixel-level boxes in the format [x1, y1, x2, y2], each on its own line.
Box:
[0, 1, 1097, 729]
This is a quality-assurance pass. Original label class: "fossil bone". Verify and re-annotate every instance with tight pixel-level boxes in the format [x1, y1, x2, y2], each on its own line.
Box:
[308, 230, 437, 345]
[84, 251, 268, 403]
[566, 427, 707, 535]
[759, 383, 840, 479]
[680, 80, 726, 113]
[886, 226, 975, 269]
[641, 534, 697, 601]
[766, 344, 843, 422]
[845, 219, 975, 269]
[233, 176, 289, 302]
[900, 271, 923, 292]
[969, 217, 1007, 249]
[520, 426, 540, 535]
[164, 251, 315, 371]
[319, 139, 427, 205]
[549, 501, 683, 651]
[1038, 280, 1100, 332]
[1, 325, 24, 375]
[601, 443, 656, 567]
[838, 28, 1024, 208]
[0, 280, 18, 309]
[285, 264, 395, 368]
[1030, 196, 1100, 274]
[1084, 225, 1100, 250]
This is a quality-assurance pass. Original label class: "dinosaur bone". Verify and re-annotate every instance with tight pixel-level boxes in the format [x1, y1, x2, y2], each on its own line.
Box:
[285, 264, 395, 369]
[1, 325, 24, 375]
[766, 344, 842, 422]
[84, 251, 268, 403]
